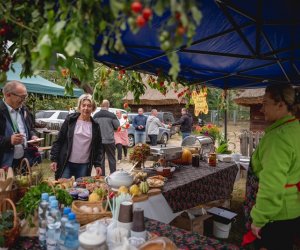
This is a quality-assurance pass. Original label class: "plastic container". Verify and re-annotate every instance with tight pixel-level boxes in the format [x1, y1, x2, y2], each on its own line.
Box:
[59, 207, 71, 249]
[46, 200, 61, 250]
[213, 221, 232, 239]
[38, 193, 49, 248]
[64, 213, 80, 250]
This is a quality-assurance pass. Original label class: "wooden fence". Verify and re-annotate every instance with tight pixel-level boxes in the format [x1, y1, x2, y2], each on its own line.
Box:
[239, 130, 264, 157]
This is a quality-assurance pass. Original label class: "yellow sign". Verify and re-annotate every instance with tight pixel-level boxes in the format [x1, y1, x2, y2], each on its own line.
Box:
[191, 88, 208, 116]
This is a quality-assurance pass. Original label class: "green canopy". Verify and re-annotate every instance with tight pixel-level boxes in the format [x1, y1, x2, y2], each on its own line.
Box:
[3, 63, 83, 97]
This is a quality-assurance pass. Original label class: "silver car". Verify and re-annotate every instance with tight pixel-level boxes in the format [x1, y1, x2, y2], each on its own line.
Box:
[127, 113, 171, 147]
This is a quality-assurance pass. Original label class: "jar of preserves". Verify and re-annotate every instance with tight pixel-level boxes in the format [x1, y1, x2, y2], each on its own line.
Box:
[208, 153, 217, 167]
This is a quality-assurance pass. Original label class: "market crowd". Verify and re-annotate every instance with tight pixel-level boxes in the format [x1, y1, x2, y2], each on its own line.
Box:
[2, 80, 299, 249]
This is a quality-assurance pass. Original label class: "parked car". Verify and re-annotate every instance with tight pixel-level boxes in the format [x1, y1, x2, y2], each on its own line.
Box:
[127, 113, 171, 147]
[144, 111, 178, 136]
[35, 110, 69, 127]
[92, 107, 127, 117]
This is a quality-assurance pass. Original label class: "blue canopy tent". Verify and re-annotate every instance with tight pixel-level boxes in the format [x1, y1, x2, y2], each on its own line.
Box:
[95, 0, 300, 89]
[4, 63, 83, 97]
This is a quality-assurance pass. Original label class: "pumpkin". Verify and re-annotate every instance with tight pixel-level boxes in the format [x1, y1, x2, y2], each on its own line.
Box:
[181, 148, 192, 164]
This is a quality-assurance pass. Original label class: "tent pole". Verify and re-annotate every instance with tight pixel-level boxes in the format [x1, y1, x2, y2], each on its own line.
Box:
[224, 89, 228, 141]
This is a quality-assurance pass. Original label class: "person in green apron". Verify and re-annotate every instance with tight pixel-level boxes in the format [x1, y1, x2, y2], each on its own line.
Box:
[0, 81, 39, 168]
[244, 84, 300, 249]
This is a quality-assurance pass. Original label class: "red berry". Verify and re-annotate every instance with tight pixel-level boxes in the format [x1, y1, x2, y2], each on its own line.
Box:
[159, 82, 164, 87]
[175, 12, 181, 21]
[177, 25, 186, 36]
[136, 15, 146, 27]
[142, 8, 152, 21]
[131, 1, 143, 13]
[119, 69, 125, 75]
[0, 28, 6, 36]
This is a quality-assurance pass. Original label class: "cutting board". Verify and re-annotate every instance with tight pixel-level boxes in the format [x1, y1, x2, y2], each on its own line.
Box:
[132, 194, 149, 203]
[148, 188, 162, 197]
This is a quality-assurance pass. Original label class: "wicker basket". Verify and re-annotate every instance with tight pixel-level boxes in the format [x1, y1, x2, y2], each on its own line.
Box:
[0, 198, 20, 249]
[72, 200, 112, 225]
[0, 185, 18, 204]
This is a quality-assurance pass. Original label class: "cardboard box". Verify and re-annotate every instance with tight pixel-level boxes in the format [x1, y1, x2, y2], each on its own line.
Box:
[170, 211, 212, 235]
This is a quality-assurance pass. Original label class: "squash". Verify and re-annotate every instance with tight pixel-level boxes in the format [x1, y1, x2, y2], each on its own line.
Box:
[181, 148, 192, 164]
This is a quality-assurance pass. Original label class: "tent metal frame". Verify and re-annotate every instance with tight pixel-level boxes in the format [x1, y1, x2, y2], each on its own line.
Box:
[111, 0, 300, 87]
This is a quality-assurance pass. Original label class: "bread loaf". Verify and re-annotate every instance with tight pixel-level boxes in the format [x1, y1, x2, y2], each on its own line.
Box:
[139, 237, 177, 250]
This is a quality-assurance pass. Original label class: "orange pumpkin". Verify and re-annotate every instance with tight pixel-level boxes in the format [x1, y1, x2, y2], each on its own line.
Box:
[181, 148, 192, 164]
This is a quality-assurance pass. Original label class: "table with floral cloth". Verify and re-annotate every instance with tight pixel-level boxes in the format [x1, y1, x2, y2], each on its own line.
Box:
[11, 218, 240, 250]
[162, 161, 238, 212]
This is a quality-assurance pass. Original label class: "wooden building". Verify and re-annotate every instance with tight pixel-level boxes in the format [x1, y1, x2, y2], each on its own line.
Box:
[234, 89, 266, 132]
[123, 85, 194, 120]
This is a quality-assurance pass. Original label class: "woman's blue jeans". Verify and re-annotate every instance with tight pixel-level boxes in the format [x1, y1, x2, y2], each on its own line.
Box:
[61, 161, 89, 179]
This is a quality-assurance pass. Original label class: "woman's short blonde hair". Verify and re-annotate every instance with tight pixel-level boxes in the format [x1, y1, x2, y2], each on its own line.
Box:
[77, 94, 97, 112]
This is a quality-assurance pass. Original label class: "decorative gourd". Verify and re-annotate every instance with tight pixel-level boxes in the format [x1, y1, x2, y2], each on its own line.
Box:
[130, 184, 141, 196]
[139, 181, 149, 194]
[181, 148, 192, 164]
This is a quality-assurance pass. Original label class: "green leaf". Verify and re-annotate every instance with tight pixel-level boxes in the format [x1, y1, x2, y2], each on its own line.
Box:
[168, 53, 180, 80]
[64, 38, 82, 56]
[32, 9, 40, 19]
[120, 21, 127, 31]
[154, 1, 165, 16]
[39, 45, 51, 59]
[99, 20, 107, 32]
[109, 0, 124, 18]
[114, 34, 125, 53]
[53, 20, 66, 37]
[170, 0, 177, 13]
[180, 12, 188, 27]
[191, 6, 202, 25]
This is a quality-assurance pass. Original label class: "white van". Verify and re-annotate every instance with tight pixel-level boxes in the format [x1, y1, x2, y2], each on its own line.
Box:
[92, 107, 127, 117]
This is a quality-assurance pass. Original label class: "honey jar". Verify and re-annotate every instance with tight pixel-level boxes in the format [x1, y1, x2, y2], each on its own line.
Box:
[208, 153, 217, 167]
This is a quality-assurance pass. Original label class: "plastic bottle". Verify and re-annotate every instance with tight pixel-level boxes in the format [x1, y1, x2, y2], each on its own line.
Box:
[49, 195, 56, 203]
[38, 193, 49, 248]
[59, 207, 71, 250]
[64, 212, 80, 250]
[46, 200, 61, 250]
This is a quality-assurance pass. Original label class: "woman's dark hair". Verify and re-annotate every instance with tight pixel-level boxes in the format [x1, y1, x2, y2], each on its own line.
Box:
[265, 84, 300, 114]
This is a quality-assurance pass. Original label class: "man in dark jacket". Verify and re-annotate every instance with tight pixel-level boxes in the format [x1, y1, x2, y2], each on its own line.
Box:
[132, 108, 147, 145]
[93, 100, 120, 175]
[171, 108, 193, 140]
[0, 81, 38, 168]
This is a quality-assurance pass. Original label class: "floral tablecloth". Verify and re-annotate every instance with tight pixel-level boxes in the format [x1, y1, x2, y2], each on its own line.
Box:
[145, 218, 240, 250]
[162, 161, 238, 212]
[11, 218, 240, 250]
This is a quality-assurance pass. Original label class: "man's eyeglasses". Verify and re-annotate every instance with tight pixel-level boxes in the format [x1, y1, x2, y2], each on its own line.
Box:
[11, 93, 28, 100]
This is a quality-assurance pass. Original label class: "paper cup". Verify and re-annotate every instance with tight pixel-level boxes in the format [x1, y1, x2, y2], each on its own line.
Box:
[118, 201, 133, 223]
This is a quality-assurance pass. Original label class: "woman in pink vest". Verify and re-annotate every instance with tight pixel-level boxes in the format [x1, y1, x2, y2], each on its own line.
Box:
[114, 110, 129, 164]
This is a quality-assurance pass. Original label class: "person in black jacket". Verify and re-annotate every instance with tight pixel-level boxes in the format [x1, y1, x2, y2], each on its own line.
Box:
[93, 100, 120, 176]
[0, 81, 39, 168]
[50, 94, 102, 180]
[171, 108, 193, 140]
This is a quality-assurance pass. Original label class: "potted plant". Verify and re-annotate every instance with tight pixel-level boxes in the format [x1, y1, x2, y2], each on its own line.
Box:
[129, 144, 150, 168]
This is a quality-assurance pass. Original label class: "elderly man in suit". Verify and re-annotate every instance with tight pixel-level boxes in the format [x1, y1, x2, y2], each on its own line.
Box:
[0, 81, 39, 168]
